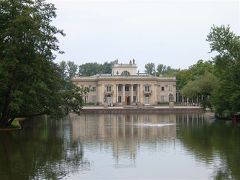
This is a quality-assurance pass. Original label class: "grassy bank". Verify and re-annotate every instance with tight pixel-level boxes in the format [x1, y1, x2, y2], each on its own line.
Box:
[0, 119, 22, 131]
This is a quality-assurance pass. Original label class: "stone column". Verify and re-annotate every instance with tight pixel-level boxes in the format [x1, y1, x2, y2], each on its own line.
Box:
[116, 84, 118, 104]
[137, 84, 140, 104]
[122, 84, 125, 105]
[112, 84, 116, 104]
[97, 84, 104, 105]
[152, 84, 157, 105]
[139, 84, 143, 104]
[102, 84, 105, 105]
[130, 84, 133, 104]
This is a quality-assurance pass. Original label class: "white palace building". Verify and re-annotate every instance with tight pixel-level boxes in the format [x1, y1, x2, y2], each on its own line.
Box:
[72, 60, 176, 106]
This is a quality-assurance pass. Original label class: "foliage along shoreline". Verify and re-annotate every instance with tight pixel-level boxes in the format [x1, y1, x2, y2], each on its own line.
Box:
[0, 0, 239, 127]
[0, 118, 22, 131]
[0, 0, 85, 127]
[59, 25, 240, 118]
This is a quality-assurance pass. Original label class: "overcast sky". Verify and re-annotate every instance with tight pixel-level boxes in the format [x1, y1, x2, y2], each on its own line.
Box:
[48, 0, 240, 71]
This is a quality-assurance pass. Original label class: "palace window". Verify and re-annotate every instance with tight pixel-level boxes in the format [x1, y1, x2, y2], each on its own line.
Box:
[169, 94, 174, 102]
[118, 85, 122, 91]
[125, 85, 129, 91]
[106, 85, 112, 92]
[118, 96, 122, 103]
[121, 71, 130, 76]
[144, 85, 150, 92]
[91, 87, 96, 92]
[133, 96, 137, 103]
[92, 96, 96, 103]
[161, 87, 165, 91]
[144, 95, 150, 104]
[133, 85, 137, 91]
[169, 85, 172, 91]
[161, 96, 165, 102]
[84, 96, 88, 103]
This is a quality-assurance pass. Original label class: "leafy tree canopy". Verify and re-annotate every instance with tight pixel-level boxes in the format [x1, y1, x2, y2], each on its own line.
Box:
[0, 0, 84, 127]
[78, 61, 115, 76]
[59, 60, 78, 80]
[207, 25, 240, 116]
[181, 71, 217, 109]
[144, 62, 179, 76]
[176, 60, 215, 90]
[145, 62, 155, 75]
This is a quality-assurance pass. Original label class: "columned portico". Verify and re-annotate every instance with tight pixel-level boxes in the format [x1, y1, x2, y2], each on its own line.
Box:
[130, 84, 133, 105]
[112, 84, 116, 104]
[72, 61, 176, 106]
[122, 84, 125, 105]
[97, 84, 103, 104]
[116, 84, 118, 104]
[139, 84, 143, 104]
[137, 84, 140, 104]
[152, 84, 157, 105]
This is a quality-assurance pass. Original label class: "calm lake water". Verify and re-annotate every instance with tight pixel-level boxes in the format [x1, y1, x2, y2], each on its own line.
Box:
[0, 113, 240, 180]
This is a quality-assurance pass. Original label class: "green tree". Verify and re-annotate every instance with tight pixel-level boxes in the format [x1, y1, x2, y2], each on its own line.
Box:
[67, 61, 78, 79]
[145, 62, 155, 75]
[156, 64, 180, 77]
[0, 0, 84, 127]
[78, 61, 115, 76]
[177, 114, 240, 179]
[78, 62, 100, 76]
[59, 60, 78, 79]
[176, 60, 214, 90]
[181, 71, 217, 108]
[207, 25, 240, 116]
[0, 116, 90, 179]
[59, 60, 67, 79]
[100, 61, 114, 74]
[175, 69, 192, 90]
[156, 64, 167, 76]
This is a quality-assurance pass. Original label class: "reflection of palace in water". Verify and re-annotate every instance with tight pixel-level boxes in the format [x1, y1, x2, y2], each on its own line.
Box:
[70, 114, 176, 160]
[176, 113, 214, 127]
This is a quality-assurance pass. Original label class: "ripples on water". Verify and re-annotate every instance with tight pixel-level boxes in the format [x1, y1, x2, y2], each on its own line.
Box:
[133, 123, 175, 127]
[0, 113, 240, 179]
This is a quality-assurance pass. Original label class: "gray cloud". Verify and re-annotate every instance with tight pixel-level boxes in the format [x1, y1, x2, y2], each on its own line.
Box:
[49, 0, 240, 71]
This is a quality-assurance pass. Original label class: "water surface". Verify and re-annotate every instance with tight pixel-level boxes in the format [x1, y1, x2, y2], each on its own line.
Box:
[0, 113, 239, 179]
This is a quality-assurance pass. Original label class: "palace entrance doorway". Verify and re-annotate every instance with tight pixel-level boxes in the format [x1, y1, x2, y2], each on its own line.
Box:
[125, 96, 131, 105]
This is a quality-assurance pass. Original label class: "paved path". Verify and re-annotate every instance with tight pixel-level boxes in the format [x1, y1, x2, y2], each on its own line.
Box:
[82, 105, 201, 110]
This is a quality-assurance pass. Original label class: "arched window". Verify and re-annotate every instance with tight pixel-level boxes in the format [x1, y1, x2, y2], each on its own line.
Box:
[169, 94, 174, 102]
[121, 71, 130, 76]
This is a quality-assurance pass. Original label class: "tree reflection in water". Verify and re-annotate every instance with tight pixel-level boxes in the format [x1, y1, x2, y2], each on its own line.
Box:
[1, 113, 240, 179]
[0, 116, 90, 180]
[177, 114, 240, 180]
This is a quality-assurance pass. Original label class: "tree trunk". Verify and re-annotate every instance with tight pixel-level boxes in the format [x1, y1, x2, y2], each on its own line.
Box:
[7, 117, 15, 126]
[0, 92, 12, 126]
[0, 67, 17, 127]
[0, 116, 14, 127]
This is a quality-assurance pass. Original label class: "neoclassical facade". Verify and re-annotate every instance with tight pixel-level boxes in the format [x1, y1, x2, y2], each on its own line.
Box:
[72, 61, 176, 106]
